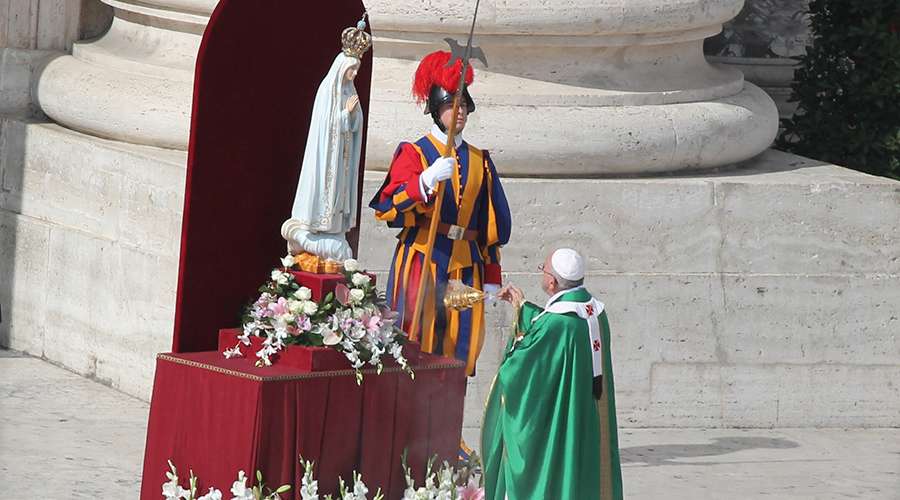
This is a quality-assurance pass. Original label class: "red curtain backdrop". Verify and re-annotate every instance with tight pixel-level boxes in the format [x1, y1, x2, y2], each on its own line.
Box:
[173, 0, 372, 353]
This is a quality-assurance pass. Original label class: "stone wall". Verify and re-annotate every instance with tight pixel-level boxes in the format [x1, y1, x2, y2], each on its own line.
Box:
[0, 120, 184, 398]
[362, 148, 900, 434]
[2, 116, 898, 426]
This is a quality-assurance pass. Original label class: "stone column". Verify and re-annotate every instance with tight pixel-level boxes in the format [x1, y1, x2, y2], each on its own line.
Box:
[365, 0, 780, 176]
[0, 0, 111, 117]
[33, 0, 216, 150]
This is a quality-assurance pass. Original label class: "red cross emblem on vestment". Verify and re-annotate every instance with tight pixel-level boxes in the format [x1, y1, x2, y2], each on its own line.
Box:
[593, 339, 602, 352]
[585, 304, 595, 316]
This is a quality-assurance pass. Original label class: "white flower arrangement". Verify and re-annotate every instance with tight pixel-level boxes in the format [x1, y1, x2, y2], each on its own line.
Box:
[166, 455, 484, 500]
[399, 451, 485, 500]
[400, 457, 458, 500]
[163, 461, 289, 500]
[223, 258, 412, 384]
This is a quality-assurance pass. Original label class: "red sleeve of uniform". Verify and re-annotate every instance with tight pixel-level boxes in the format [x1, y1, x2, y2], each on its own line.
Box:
[380, 143, 427, 203]
[483, 263, 502, 286]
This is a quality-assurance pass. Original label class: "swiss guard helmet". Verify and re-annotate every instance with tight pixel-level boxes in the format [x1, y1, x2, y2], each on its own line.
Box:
[412, 51, 476, 132]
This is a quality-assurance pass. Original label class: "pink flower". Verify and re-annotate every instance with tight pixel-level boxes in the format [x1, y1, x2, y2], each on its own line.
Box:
[335, 283, 351, 306]
[267, 297, 289, 316]
[380, 307, 399, 321]
[458, 486, 484, 500]
[339, 317, 357, 334]
[361, 313, 382, 335]
[295, 315, 311, 332]
[254, 294, 273, 317]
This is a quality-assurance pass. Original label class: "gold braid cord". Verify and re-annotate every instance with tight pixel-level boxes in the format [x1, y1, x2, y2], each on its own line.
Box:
[156, 353, 463, 383]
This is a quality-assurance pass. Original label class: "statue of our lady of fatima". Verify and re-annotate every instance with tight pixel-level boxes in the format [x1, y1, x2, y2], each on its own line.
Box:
[281, 15, 371, 264]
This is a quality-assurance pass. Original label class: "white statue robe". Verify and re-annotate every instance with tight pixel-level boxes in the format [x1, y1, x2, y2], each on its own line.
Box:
[283, 52, 364, 261]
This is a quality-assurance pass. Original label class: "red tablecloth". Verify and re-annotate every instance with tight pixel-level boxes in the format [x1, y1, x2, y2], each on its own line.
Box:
[140, 351, 466, 499]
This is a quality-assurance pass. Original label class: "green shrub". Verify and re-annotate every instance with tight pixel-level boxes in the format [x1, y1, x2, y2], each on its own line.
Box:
[779, 0, 900, 179]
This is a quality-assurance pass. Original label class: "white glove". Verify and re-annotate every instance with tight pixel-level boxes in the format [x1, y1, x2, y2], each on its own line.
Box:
[483, 283, 501, 303]
[420, 157, 456, 192]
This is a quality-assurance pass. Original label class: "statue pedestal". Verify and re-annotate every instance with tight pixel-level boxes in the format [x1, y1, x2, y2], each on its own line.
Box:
[284, 269, 377, 301]
[287, 269, 349, 302]
[140, 350, 465, 498]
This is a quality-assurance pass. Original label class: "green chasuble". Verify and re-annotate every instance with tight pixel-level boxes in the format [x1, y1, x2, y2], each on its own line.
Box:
[481, 287, 623, 500]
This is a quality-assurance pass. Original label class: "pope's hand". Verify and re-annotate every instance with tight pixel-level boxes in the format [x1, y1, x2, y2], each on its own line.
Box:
[420, 157, 456, 190]
[346, 95, 359, 113]
[497, 284, 525, 308]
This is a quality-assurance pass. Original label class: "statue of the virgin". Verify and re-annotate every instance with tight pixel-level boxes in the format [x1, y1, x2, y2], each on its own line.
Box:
[281, 15, 371, 263]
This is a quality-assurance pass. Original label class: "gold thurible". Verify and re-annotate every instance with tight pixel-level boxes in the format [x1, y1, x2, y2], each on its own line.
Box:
[443, 279, 485, 311]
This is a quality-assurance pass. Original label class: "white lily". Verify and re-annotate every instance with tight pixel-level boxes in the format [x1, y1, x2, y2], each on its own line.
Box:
[163, 460, 184, 500]
[299, 459, 319, 500]
[230, 471, 254, 500]
[198, 487, 223, 500]
[223, 344, 243, 359]
[352, 471, 369, 499]
[162, 478, 182, 499]
[323, 329, 343, 346]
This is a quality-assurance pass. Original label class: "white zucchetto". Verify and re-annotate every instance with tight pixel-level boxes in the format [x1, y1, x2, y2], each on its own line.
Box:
[551, 248, 585, 281]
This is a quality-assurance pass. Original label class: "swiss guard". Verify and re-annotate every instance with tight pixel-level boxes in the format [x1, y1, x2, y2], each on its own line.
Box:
[369, 50, 512, 375]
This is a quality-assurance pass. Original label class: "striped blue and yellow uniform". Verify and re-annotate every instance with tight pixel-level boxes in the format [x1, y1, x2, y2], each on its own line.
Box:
[369, 134, 511, 375]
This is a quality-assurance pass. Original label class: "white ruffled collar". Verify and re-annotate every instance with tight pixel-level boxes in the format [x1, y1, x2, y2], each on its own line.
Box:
[429, 124, 463, 148]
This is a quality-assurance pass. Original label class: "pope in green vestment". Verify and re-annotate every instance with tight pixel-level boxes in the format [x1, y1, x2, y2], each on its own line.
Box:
[483, 249, 623, 500]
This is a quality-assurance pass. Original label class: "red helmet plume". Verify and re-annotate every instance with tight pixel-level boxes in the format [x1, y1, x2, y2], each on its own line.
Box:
[412, 50, 475, 104]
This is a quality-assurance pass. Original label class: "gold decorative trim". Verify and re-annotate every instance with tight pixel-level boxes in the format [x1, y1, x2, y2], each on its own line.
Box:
[156, 353, 464, 382]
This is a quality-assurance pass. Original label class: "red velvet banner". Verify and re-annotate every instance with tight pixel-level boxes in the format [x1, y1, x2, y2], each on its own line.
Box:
[172, 0, 372, 353]
[140, 352, 466, 499]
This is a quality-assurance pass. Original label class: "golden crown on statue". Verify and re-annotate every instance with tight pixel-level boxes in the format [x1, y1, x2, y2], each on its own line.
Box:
[342, 13, 372, 59]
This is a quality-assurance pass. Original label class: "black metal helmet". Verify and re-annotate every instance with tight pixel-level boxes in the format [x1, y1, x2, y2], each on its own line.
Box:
[426, 85, 476, 132]
[425, 84, 476, 115]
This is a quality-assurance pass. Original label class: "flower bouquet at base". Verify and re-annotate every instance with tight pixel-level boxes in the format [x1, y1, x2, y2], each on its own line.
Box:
[222, 256, 413, 384]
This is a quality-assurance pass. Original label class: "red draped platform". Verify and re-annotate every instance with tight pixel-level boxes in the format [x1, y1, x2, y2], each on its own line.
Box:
[139, 352, 466, 499]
